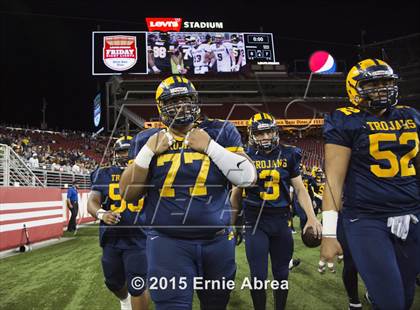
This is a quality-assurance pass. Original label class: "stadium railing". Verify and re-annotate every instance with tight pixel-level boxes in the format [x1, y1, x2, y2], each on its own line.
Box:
[0, 143, 91, 189]
[31, 168, 90, 189]
[0, 144, 44, 187]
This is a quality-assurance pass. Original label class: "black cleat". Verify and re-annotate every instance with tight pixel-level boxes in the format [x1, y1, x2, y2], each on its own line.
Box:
[289, 258, 301, 270]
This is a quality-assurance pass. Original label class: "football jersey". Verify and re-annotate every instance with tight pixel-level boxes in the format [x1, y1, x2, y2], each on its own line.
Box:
[148, 40, 174, 70]
[302, 174, 317, 200]
[179, 43, 193, 71]
[90, 166, 145, 248]
[231, 41, 246, 67]
[128, 119, 244, 238]
[323, 105, 420, 218]
[313, 180, 325, 199]
[191, 44, 211, 68]
[210, 42, 232, 72]
[243, 145, 302, 209]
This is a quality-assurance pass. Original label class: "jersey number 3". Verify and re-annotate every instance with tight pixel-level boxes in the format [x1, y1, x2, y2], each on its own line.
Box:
[259, 169, 280, 200]
[369, 132, 419, 177]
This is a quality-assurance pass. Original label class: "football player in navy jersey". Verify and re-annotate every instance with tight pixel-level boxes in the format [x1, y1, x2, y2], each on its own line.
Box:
[119, 76, 257, 310]
[87, 136, 148, 310]
[321, 59, 420, 310]
[302, 166, 317, 209]
[230, 113, 322, 310]
[312, 168, 325, 215]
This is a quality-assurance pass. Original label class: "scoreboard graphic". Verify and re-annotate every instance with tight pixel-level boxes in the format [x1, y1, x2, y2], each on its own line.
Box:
[92, 31, 276, 75]
[243, 33, 275, 62]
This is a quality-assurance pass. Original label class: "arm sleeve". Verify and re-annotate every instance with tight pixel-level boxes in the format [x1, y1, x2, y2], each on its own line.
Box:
[323, 111, 353, 148]
[66, 189, 71, 200]
[290, 148, 302, 178]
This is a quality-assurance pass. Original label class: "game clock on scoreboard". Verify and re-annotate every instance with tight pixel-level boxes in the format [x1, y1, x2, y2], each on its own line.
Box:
[243, 33, 275, 62]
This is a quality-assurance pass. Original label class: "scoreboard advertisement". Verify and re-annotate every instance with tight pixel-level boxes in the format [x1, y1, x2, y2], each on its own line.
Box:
[92, 31, 276, 75]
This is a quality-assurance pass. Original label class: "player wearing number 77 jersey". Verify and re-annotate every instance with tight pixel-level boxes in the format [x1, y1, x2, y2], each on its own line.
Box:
[87, 136, 149, 310]
[321, 59, 420, 310]
[119, 76, 257, 310]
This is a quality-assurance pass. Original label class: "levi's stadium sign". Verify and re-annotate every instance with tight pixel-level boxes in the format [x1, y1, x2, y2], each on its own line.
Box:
[146, 18, 182, 32]
[146, 17, 223, 32]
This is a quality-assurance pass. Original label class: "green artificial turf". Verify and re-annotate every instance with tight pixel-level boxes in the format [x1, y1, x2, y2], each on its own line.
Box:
[1, 224, 419, 309]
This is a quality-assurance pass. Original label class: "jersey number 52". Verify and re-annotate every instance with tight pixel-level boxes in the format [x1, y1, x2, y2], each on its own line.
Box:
[369, 132, 419, 177]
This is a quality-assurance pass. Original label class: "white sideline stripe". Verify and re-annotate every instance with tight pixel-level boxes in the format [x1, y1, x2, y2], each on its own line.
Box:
[0, 217, 63, 233]
[0, 209, 63, 221]
[0, 201, 63, 211]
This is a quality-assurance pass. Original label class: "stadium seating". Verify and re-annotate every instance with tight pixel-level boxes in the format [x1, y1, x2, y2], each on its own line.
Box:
[0, 126, 110, 174]
[292, 137, 324, 168]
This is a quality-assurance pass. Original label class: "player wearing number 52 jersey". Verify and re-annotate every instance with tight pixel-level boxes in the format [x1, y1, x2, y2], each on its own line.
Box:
[321, 59, 420, 310]
[120, 76, 256, 310]
[88, 136, 148, 310]
[231, 113, 321, 310]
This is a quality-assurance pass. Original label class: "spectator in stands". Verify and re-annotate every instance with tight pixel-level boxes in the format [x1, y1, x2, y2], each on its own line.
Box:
[28, 153, 39, 168]
[66, 181, 79, 233]
[72, 161, 81, 174]
[1, 125, 110, 174]
[51, 158, 61, 171]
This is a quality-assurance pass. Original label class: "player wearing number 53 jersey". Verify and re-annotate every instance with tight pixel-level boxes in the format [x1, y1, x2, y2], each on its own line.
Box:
[88, 136, 148, 310]
[120, 76, 256, 310]
[231, 113, 322, 310]
[321, 59, 420, 310]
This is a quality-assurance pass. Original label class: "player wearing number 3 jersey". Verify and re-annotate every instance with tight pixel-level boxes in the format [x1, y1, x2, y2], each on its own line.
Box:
[230, 113, 322, 310]
[88, 136, 148, 310]
[321, 59, 420, 310]
[119, 76, 256, 310]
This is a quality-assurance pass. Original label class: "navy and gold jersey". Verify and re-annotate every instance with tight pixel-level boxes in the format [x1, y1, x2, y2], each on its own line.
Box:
[302, 174, 317, 200]
[313, 181, 325, 199]
[323, 105, 420, 218]
[128, 119, 243, 238]
[90, 166, 145, 248]
[243, 145, 302, 209]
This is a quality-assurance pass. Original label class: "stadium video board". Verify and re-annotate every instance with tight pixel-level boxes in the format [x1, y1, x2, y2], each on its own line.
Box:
[92, 31, 275, 75]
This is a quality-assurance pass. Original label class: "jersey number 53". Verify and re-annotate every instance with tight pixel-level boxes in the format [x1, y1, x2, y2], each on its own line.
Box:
[108, 183, 144, 213]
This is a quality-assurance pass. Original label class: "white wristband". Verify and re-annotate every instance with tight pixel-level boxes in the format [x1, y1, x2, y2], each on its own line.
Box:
[96, 208, 106, 220]
[134, 145, 155, 169]
[152, 65, 159, 71]
[322, 210, 338, 238]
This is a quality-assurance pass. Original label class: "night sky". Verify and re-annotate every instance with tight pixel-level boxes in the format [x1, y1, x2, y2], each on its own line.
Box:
[1, 0, 419, 131]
